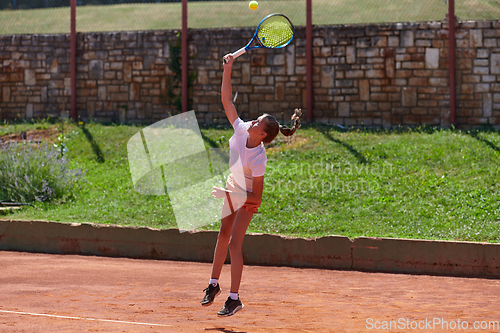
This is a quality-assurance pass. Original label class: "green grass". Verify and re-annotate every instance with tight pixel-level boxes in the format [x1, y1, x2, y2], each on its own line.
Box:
[1, 0, 499, 35]
[1, 119, 499, 243]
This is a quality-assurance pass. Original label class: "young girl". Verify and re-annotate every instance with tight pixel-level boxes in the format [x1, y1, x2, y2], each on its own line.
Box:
[201, 54, 301, 317]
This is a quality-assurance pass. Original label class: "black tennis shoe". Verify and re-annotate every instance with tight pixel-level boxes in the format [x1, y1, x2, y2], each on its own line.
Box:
[201, 283, 221, 306]
[217, 297, 243, 317]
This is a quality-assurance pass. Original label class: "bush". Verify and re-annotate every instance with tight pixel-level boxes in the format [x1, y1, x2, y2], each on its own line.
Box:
[0, 142, 85, 204]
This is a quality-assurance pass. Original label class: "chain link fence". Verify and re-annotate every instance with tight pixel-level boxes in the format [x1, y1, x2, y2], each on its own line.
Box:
[455, 0, 500, 21]
[0, 0, 499, 35]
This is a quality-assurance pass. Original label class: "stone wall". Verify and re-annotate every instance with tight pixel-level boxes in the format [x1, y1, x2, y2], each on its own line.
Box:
[0, 20, 499, 128]
[0, 31, 180, 122]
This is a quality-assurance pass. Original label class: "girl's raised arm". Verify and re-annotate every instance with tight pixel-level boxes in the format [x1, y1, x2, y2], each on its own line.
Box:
[221, 54, 238, 126]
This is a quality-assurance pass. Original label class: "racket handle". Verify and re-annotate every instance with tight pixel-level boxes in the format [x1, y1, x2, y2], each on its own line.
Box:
[232, 47, 247, 59]
[223, 47, 247, 63]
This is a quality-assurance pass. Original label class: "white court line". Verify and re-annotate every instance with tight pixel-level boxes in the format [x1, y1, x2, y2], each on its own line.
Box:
[0, 310, 172, 327]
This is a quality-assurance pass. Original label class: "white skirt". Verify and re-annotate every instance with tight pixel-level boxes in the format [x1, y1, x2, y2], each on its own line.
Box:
[221, 173, 248, 218]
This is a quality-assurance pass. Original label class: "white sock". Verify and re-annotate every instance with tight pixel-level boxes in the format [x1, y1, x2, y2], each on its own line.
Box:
[229, 292, 239, 300]
[209, 278, 218, 286]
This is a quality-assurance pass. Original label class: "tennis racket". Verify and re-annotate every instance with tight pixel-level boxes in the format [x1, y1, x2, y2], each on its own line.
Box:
[223, 13, 294, 63]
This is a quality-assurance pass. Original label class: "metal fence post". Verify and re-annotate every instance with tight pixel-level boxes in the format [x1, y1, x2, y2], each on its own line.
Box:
[448, 0, 456, 126]
[306, 0, 313, 122]
[70, 0, 77, 121]
[182, 0, 188, 113]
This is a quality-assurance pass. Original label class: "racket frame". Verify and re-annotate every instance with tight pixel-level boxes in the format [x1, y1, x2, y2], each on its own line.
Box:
[229, 13, 295, 60]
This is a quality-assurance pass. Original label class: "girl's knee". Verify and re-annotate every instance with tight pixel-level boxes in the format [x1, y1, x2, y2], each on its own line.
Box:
[228, 238, 242, 254]
[218, 216, 234, 239]
[218, 228, 231, 241]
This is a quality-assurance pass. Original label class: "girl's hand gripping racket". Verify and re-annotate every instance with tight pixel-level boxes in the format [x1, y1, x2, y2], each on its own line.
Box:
[223, 13, 294, 63]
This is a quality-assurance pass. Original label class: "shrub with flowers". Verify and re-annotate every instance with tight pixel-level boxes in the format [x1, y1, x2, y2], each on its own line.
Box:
[0, 142, 86, 204]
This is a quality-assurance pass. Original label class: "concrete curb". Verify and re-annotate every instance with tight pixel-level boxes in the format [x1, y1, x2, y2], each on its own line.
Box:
[352, 237, 500, 277]
[0, 220, 499, 278]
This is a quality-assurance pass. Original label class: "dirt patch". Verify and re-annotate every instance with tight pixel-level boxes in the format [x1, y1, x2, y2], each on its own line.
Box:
[0, 128, 60, 146]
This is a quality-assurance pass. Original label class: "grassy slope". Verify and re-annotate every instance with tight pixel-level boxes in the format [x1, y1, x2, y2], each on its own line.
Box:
[2, 120, 499, 242]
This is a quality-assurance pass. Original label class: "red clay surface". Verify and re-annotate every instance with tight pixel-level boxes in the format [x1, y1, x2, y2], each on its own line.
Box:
[0, 251, 499, 332]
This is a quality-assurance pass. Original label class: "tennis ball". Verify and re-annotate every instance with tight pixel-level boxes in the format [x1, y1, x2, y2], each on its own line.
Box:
[249, 0, 258, 10]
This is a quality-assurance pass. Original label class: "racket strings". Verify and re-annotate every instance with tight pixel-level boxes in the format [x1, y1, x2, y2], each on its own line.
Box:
[257, 16, 294, 48]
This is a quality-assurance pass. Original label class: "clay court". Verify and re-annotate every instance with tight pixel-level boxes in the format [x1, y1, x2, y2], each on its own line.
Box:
[0, 251, 499, 332]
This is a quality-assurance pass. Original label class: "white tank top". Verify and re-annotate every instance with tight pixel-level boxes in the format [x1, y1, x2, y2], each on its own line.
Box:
[228, 118, 267, 192]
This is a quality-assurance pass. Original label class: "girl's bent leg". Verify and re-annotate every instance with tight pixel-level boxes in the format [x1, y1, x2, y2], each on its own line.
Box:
[228, 208, 254, 294]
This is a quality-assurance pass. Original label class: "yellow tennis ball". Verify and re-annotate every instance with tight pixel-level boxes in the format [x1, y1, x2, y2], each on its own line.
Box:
[249, 0, 258, 10]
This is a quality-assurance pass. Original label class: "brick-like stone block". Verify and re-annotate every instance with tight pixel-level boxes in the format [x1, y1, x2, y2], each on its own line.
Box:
[49, 58, 59, 73]
[396, 53, 411, 62]
[409, 77, 428, 86]
[87, 101, 95, 117]
[371, 93, 388, 102]
[2, 86, 10, 102]
[89, 60, 104, 80]
[275, 82, 285, 101]
[25, 103, 33, 118]
[97, 86, 107, 101]
[338, 102, 349, 117]
[366, 69, 385, 78]
[411, 54, 425, 62]
[482, 75, 496, 83]
[470, 29, 483, 48]
[372, 36, 387, 48]
[250, 55, 266, 67]
[385, 57, 395, 78]
[24, 69, 36, 85]
[346, 70, 364, 79]
[130, 83, 140, 101]
[251, 76, 267, 86]
[110, 62, 123, 71]
[403, 115, 420, 125]
[417, 100, 437, 108]
[429, 78, 448, 87]
[396, 70, 412, 78]
[336, 79, 353, 88]
[425, 48, 439, 69]
[460, 83, 474, 94]
[476, 83, 490, 93]
[359, 80, 369, 101]
[358, 48, 379, 58]
[402, 61, 424, 69]
[401, 30, 414, 47]
[320, 66, 334, 88]
[283, 44, 295, 75]
[346, 45, 356, 64]
[402, 87, 417, 107]
[49, 80, 64, 89]
[267, 54, 285, 66]
[484, 93, 492, 117]
[491, 54, 500, 74]
[111, 93, 128, 102]
[484, 38, 497, 47]
[254, 86, 273, 94]
[388, 36, 399, 47]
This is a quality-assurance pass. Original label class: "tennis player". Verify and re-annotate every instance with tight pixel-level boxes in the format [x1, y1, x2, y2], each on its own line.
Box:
[201, 54, 301, 317]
